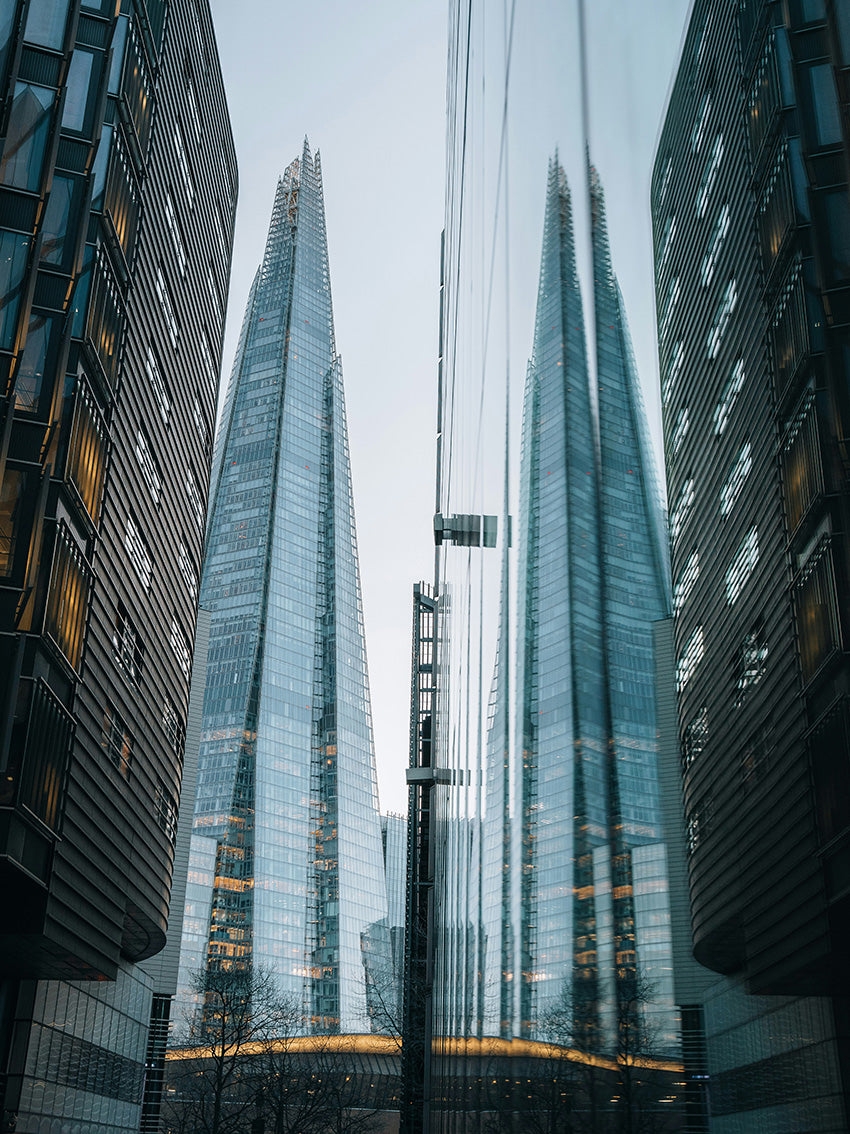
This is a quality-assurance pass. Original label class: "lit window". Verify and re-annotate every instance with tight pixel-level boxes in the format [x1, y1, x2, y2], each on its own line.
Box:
[662, 341, 684, 406]
[165, 192, 186, 276]
[155, 776, 178, 845]
[179, 540, 198, 604]
[677, 625, 704, 692]
[670, 478, 695, 546]
[657, 215, 677, 274]
[713, 358, 745, 436]
[720, 440, 752, 516]
[174, 125, 193, 205]
[44, 523, 90, 670]
[697, 133, 724, 217]
[163, 695, 185, 755]
[101, 708, 132, 778]
[736, 626, 768, 703]
[170, 615, 192, 678]
[707, 279, 737, 360]
[156, 266, 178, 346]
[691, 91, 712, 152]
[726, 527, 759, 604]
[682, 707, 708, 768]
[125, 515, 152, 591]
[673, 549, 699, 613]
[136, 428, 162, 504]
[670, 407, 690, 458]
[701, 203, 730, 287]
[113, 601, 142, 682]
[659, 276, 680, 342]
[186, 470, 204, 530]
[146, 346, 171, 424]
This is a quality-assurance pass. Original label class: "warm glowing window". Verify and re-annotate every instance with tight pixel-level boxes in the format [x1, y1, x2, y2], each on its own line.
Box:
[44, 523, 89, 670]
[67, 380, 107, 523]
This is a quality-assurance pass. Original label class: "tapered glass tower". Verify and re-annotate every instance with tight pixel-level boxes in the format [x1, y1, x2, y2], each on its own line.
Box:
[178, 143, 389, 1035]
[496, 158, 676, 1053]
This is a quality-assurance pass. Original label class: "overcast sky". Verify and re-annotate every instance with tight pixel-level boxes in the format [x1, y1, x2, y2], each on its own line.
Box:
[208, 1, 691, 816]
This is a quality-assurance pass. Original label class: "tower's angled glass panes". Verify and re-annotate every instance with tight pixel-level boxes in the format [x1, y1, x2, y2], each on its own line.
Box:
[174, 144, 390, 1038]
[430, 0, 691, 1127]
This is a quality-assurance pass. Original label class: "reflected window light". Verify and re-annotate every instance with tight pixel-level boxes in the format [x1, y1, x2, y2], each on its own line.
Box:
[691, 91, 712, 152]
[186, 470, 205, 530]
[713, 358, 745, 435]
[736, 626, 768, 703]
[663, 341, 684, 406]
[682, 707, 708, 768]
[674, 550, 699, 614]
[179, 540, 198, 604]
[720, 440, 752, 516]
[670, 478, 695, 546]
[174, 125, 194, 205]
[707, 279, 737, 359]
[657, 215, 677, 274]
[701, 203, 730, 286]
[697, 134, 724, 217]
[146, 346, 171, 425]
[165, 192, 187, 275]
[125, 514, 152, 591]
[136, 428, 162, 504]
[659, 276, 680, 342]
[726, 527, 759, 604]
[677, 625, 705, 692]
[156, 266, 178, 346]
[670, 407, 690, 458]
[170, 616, 192, 679]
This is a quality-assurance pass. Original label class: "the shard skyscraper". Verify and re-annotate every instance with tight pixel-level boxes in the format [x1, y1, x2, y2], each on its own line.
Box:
[484, 157, 676, 1054]
[175, 143, 389, 1035]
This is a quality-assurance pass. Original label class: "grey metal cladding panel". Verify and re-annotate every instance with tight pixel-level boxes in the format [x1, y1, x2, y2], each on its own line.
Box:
[140, 609, 211, 992]
[57, 0, 236, 967]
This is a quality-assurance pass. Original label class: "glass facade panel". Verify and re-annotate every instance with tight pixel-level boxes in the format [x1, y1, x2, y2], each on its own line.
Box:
[174, 145, 390, 1036]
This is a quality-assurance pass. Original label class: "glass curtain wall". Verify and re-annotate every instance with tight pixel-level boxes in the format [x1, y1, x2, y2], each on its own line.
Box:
[429, 0, 691, 1127]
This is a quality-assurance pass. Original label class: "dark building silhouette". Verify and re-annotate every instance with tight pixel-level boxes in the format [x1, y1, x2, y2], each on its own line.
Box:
[654, 0, 850, 1127]
[0, 0, 236, 1127]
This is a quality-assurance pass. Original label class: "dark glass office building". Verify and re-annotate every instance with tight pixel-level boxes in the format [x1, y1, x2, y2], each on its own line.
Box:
[654, 0, 850, 1126]
[0, 0, 236, 1127]
[173, 144, 391, 1038]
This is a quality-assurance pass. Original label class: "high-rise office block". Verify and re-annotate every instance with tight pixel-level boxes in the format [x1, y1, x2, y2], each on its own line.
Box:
[498, 158, 676, 1051]
[654, 0, 850, 1126]
[175, 143, 390, 1037]
[0, 0, 236, 1127]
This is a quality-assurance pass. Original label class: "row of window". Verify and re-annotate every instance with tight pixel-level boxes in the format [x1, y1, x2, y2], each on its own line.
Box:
[677, 621, 769, 700]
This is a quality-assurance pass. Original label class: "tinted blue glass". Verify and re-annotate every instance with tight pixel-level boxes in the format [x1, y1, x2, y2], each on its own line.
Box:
[179, 144, 390, 1035]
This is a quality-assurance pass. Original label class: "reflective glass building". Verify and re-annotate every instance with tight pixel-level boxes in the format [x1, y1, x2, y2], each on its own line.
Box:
[175, 144, 390, 1036]
[480, 159, 676, 1053]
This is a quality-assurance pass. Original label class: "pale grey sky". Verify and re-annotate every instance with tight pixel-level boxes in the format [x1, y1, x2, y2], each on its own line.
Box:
[208, 1, 690, 816]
